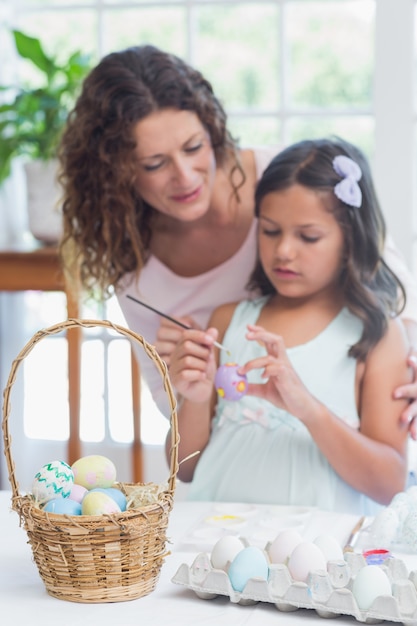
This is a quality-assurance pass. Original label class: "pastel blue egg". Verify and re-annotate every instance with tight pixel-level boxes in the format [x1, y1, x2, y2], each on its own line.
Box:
[228, 546, 269, 592]
[90, 487, 127, 512]
[43, 498, 82, 515]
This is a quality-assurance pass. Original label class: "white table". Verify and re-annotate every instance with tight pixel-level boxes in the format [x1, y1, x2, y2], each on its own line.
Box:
[1, 490, 416, 626]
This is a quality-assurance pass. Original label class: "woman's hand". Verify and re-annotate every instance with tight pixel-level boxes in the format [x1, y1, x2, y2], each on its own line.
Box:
[154, 316, 200, 367]
[395, 352, 417, 440]
[168, 327, 218, 404]
[239, 324, 319, 422]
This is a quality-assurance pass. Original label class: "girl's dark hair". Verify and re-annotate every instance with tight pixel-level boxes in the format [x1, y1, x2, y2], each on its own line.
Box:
[248, 137, 406, 360]
[58, 45, 242, 298]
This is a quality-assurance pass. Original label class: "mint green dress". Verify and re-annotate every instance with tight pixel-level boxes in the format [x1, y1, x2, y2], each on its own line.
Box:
[187, 297, 382, 515]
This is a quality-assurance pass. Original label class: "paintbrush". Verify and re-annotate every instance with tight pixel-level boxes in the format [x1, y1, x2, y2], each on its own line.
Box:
[126, 294, 230, 353]
[343, 515, 366, 553]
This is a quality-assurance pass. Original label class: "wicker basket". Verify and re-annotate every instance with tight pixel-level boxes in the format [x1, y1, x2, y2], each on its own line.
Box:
[2, 319, 179, 603]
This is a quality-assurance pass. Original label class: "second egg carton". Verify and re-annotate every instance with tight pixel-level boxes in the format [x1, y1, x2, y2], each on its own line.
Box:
[172, 550, 417, 625]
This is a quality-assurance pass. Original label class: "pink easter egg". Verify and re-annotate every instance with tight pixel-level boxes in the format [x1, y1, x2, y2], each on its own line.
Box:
[68, 483, 88, 503]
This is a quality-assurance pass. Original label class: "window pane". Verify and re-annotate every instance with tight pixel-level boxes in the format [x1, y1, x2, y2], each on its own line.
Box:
[228, 116, 281, 147]
[195, 3, 279, 110]
[24, 337, 69, 440]
[415, 3, 417, 109]
[414, 126, 417, 233]
[102, 7, 186, 56]
[140, 382, 170, 446]
[21, 0, 89, 5]
[18, 11, 98, 63]
[24, 292, 67, 332]
[108, 340, 134, 443]
[108, 0, 180, 3]
[80, 339, 105, 442]
[287, 1, 375, 109]
[288, 115, 374, 160]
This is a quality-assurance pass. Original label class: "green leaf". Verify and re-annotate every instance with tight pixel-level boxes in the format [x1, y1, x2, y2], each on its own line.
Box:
[13, 30, 56, 78]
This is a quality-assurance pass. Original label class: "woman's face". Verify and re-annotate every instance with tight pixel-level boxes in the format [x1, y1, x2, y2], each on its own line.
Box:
[133, 108, 217, 222]
[258, 184, 345, 302]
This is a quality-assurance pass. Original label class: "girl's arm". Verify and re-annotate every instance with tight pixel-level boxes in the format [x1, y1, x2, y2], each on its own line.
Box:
[240, 318, 411, 505]
[164, 303, 236, 482]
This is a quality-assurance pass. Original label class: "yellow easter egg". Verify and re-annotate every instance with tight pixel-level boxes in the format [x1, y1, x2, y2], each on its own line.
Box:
[81, 491, 122, 516]
[71, 455, 117, 490]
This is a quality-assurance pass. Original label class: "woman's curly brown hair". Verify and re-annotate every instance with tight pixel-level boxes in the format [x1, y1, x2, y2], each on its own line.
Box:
[58, 45, 242, 299]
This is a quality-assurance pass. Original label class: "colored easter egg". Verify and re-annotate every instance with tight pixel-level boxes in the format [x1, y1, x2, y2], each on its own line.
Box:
[215, 362, 248, 401]
[82, 491, 122, 516]
[43, 498, 82, 515]
[90, 487, 127, 512]
[71, 455, 117, 490]
[32, 460, 74, 503]
[228, 546, 269, 592]
[68, 483, 88, 503]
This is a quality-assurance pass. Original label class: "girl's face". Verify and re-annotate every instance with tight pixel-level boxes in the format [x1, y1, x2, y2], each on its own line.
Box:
[258, 184, 345, 302]
[133, 108, 217, 222]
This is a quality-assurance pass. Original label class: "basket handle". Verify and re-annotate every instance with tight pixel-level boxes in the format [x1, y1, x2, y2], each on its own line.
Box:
[2, 318, 179, 501]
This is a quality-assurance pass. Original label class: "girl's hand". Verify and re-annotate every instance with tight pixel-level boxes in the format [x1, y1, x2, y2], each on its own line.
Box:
[155, 316, 200, 367]
[239, 324, 318, 422]
[168, 327, 218, 403]
[395, 352, 417, 440]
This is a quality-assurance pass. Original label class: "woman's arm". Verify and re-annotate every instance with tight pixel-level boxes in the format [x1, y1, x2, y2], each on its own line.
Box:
[240, 318, 411, 504]
[383, 236, 417, 433]
[395, 319, 417, 435]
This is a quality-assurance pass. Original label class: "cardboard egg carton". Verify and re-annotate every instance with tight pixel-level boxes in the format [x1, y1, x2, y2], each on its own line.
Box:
[172, 549, 417, 625]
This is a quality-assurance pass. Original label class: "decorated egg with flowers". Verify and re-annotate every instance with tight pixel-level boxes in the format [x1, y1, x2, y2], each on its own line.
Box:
[214, 362, 248, 401]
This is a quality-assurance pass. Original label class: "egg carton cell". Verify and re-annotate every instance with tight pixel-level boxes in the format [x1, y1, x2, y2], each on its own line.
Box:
[171, 550, 417, 625]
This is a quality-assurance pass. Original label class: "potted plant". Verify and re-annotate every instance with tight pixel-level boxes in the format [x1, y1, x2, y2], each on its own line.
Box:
[0, 30, 92, 242]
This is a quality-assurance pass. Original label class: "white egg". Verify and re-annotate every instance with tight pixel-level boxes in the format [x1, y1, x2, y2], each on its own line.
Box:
[267, 528, 303, 564]
[369, 507, 400, 548]
[352, 565, 392, 610]
[210, 536, 245, 571]
[313, 534, 344, 562]
[288, 541, 327, 582]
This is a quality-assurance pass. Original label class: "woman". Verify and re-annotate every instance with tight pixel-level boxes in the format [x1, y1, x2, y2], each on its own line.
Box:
[58, 44, 417, 426]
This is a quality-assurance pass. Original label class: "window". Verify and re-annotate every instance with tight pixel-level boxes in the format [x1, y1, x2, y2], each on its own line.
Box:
[0, 0, 416, 481]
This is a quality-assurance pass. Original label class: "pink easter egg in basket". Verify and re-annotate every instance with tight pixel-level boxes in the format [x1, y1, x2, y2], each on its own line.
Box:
[215, 362, 248, 401]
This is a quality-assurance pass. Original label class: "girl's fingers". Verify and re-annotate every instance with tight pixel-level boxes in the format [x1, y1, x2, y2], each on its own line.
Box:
[238, 355, 284, 376]
[245, 325, 285, 358]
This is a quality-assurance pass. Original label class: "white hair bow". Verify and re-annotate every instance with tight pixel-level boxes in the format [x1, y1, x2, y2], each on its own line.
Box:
[333, 155, 362, 208]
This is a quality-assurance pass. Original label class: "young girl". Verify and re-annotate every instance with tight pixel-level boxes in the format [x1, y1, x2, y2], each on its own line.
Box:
[167, 138, 412, 514]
